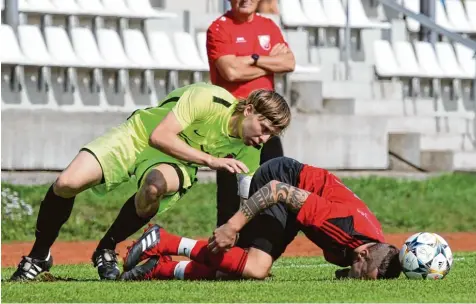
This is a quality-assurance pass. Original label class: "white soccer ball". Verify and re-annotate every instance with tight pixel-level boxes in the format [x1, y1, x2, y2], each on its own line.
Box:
[399, 232, 453, 280]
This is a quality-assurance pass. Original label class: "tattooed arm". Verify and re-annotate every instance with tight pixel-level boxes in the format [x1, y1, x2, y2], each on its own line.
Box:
[208, 180, 311, 253]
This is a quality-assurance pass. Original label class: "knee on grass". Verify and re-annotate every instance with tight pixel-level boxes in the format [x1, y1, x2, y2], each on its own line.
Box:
[243, 257, 273, 280]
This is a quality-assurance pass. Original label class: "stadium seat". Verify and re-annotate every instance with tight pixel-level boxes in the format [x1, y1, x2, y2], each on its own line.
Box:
[19, 0, 60, 15]
[285, 30, 320, 76]
[435, 0, 454, 31]
[1, 24, 27, 106]
[97, 28, 139, 108]
[76, 0, 115, 17]
[445, 0, 473, 33]
[196, 31, 209, 66]
[454, 43, 476, 78]
[465, 0, 476, 32]
[44, 26, 88, 108]
[435, 42, 469, 79]
[147, 31, 186, 97]
[280, 0, 317, 27]
[393, 41, 425, 78]
[124, 0, 177, 19]
[50, 0, 83, 15]
[321, 0, 346, 27]
[402, 0, 420, 32]
[123, 28, 159, 106]
[348, 0, 390, 29]
[70, 27, 109, 108]
[101, 0, 147, 19]
[17, 25, 55, 107]
[373, 40, 401, 78]
[414, 41, 446, 79]
[301, 0, 330, 27]
[172, 32, 209, 72]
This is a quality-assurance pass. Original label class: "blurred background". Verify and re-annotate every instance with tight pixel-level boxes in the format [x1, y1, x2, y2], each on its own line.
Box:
[1, 0, 476, 182]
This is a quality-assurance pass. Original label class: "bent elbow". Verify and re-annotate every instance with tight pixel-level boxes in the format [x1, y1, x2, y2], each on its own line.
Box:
[222, 67, 239, 82]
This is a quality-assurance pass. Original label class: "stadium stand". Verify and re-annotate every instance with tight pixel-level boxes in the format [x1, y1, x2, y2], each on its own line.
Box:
[1, 0, 475, 172]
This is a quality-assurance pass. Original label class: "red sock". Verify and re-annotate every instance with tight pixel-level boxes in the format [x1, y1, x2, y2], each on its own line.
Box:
[154, 260, 217, 280]
[157, 228, 181, 255]
[190, 241, 248, 275]
[157, 230, 248, 276]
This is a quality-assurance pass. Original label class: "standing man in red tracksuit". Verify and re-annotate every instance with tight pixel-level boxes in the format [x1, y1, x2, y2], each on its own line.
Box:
[206, 0, 296, 228]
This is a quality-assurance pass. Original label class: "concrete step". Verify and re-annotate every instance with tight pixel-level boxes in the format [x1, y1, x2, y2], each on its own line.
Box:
[387, 116, 475, 135]
[421, 150, 476, 171]
[323, 98, 475, 117]
[420, 134, 476, 151]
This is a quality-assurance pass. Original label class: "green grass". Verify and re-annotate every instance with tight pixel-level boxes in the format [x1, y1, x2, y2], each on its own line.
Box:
[2, 172, 476, 242]
[2, 253, 476, 302]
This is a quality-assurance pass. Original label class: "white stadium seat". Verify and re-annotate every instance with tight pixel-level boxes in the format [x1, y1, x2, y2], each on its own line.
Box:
[76, 0, 114, 17]
[147, 31, 185, 70]
[124, 0, 177, 19]
[301, 0, 331, 27]
[172, 32, 209, 71]
[393, 41, 426, 78]
[101, 0, 145, 19]
[465, 0, 476, 33]
[435, 42, 468, 79]
[0, 24, 31, 65]
[280, 0, 316, 27]
[44, 26, 85, 67]
[123, 29, 160, 69]
[435, 0, 454, 31]
[50, 0, 82, 15]
[445, 0, 473, 33]
[348, 0, 390, 29]
[321, 0, 346, 27]
[196, 31, 209, 66]
[373, 40, 401, 78]
[402, 0, 420, 32]
[17, 25, 54, 66]
[414, 41, 445, 78]
[454, 43, 476, 78]
[21, 0, 61, 15]
[71, 27, 109, 68]
[96, 28, 139, 69]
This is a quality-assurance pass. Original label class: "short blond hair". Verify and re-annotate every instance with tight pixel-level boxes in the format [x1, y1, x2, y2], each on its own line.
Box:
[234, 89, 291, 134]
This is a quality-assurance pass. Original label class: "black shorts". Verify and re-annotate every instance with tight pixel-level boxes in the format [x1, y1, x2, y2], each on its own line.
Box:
[235, 157, 305, 260]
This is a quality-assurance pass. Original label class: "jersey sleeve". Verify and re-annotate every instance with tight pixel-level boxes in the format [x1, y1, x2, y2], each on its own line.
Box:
[268, 19, 289, 47]
[206, 21, 234, 62]
[171, 87, 214, 130]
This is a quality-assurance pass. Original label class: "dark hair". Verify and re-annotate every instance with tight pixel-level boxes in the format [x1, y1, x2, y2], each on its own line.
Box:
[367, 243, 402, 279]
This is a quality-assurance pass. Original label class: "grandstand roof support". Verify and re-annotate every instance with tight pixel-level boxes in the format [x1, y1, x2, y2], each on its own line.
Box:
[4, 0, 19, 32]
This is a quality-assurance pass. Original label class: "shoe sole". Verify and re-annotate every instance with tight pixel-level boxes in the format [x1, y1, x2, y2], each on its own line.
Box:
[120, 257, 159, 281]
[123, 225, 161, 271]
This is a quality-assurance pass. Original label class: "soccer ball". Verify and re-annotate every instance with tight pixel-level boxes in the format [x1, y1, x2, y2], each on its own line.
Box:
[399, 232, 453, 280]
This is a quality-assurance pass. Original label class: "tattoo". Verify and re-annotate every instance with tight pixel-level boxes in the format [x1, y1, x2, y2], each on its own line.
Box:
[239, 181, 311, 221]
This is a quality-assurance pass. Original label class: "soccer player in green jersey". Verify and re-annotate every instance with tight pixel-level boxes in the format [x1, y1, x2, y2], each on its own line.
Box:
[10, 83, 291, 281]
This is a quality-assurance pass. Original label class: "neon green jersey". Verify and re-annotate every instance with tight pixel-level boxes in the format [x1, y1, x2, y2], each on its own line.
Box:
[132, 83, 261, 177]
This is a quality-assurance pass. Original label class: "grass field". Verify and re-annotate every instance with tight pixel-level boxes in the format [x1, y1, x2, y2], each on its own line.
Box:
[2, 254, 476, 303]
[3, 172, 476, 242]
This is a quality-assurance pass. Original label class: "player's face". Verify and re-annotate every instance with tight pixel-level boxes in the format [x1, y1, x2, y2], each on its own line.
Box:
[229, 0, 260, 15]
[347, 250, 379, 280]
[241, 105, 277, 147]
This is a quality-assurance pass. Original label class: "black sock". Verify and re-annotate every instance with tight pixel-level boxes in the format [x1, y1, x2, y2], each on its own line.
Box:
[96, 194, 155, 251]
[29, 185, 75, 259]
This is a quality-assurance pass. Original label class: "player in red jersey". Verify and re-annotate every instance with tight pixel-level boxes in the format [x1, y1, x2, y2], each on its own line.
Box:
[121, 157, 401, 281]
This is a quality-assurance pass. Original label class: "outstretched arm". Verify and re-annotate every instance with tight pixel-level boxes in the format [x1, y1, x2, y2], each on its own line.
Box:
[208, 180, 310, 253]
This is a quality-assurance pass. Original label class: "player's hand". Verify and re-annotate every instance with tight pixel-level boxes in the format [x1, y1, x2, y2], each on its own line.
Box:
[206, 157, 249, 174]
[208, 223, 239, 254]
[270, 43, 288, 56]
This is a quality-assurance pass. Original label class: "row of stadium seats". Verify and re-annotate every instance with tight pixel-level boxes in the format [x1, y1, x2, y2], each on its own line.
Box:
[3, 0, 176, 20]
[374, 39, 475, 79]
[280, 0, 476, 33]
